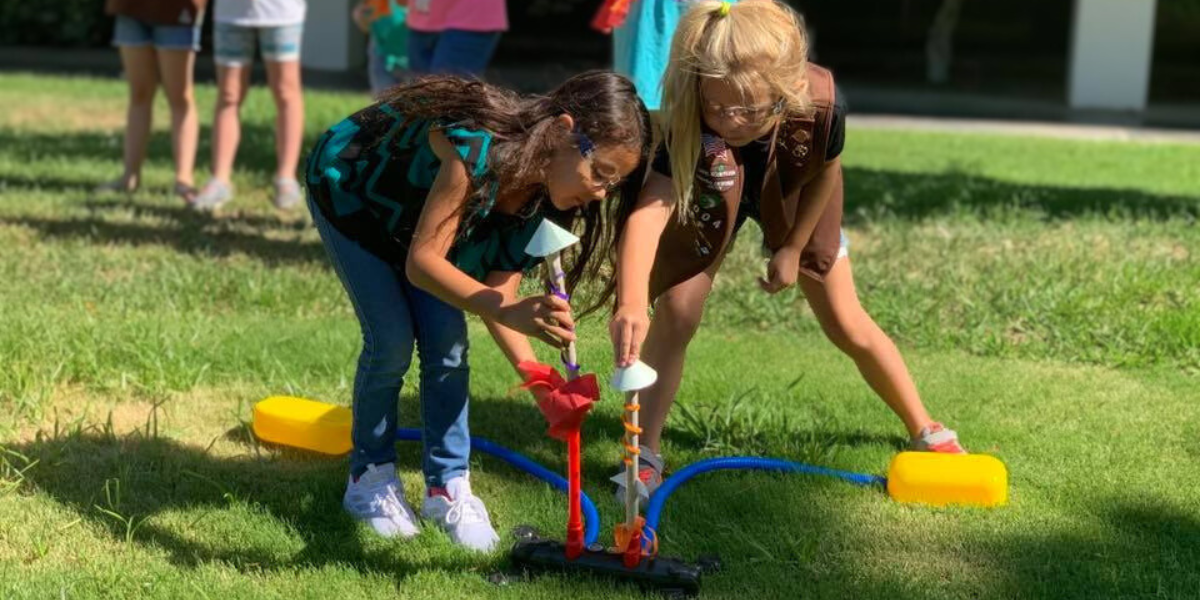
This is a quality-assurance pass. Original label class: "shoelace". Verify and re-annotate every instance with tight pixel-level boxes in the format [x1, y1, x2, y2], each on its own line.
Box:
[370, 482, 409, 521]
[443, 493, 488, 526]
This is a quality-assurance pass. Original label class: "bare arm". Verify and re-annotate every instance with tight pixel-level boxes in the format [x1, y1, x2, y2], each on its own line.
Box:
[405, 129, 575, 346]
[481, 270, 539, 374]
[780, 157, 840, 253]
[610, 170, 675, 366]
[760, 158, 840, 294]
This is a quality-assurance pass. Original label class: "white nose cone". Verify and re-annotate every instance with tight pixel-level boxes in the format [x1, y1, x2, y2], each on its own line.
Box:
[524, 219, 580, 257]
[611, 360, 658, 392]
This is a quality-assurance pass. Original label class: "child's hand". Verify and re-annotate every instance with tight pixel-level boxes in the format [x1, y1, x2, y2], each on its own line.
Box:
[759, 246, 801, 294]
[609, 304, 650, 367]
[499, 295, 576, 348]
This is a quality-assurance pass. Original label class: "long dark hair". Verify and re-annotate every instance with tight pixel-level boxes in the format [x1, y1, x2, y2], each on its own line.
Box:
[378, 71, 653, 316]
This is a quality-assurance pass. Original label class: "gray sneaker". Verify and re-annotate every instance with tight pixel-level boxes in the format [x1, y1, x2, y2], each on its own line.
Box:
[610, 445, 665, 507]
[192, 180, 234, 212]
[421, 474, 500, 552]
[273, 177, 302, 211]
[343, 463, 421, 539]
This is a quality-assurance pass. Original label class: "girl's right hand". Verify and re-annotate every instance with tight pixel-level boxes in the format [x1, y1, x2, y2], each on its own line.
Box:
[499, 295, 576, 348]
[609, 304, 650, 368]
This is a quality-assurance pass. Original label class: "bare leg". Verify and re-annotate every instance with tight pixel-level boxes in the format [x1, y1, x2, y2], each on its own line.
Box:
[637, 256, 725, 454]
[264, 59, 304, 181]
[115, 46, 160, 191]
[798, 257, 933, 437]
[209, 64, 251, 183]
[156, 48, 199, 198]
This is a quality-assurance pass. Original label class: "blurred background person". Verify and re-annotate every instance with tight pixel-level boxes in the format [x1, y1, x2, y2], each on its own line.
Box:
[192, 0, 307, 212]
[98, 0, 208, 202]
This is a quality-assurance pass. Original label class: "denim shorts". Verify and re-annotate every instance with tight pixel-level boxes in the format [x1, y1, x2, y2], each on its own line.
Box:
[112, 15, 203, 52]
[214, 22, 304, 65]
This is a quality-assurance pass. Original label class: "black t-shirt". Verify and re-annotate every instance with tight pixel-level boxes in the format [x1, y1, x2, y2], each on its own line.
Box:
[651, 86, 847, 180]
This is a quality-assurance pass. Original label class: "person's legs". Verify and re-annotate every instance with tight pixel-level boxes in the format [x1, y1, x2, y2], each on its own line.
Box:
[367, 39, 402, 95]
[609, 257, 724, 503]
[114, 45, 160, 192]
[637, 252, 727, 454]
[798, 256, 940, 439]
[155, 49, 199, 200]
[194, 23, 254, 210]
[403, 280, 497, 552]
[308, 194, 422, 537]
[260, 24, 305, 182]
[428, 29, 501, 78]
[402, 281, 471, 489]
[104, 17, 160, 193]
[405, 29, 439, 75]
[261, 24, 305, 209]
[210, 23, 254, 185]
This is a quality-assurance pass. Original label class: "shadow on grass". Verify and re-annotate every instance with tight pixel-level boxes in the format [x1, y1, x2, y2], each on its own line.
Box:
[842, 165, 1200, 223]
[0, 196, 326, 267]
[7, 428, 474, 583]
[10, 398, 1199, 598]
[2, 127, 1198, 225]
[982, 501, 1200, 598]
[0, 124, 315, 184]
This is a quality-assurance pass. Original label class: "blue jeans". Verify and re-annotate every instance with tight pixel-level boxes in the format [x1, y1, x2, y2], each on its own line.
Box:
[112, 15, 204, 52]
[407, 29, 501, 78]
[308, 195, 471, 487]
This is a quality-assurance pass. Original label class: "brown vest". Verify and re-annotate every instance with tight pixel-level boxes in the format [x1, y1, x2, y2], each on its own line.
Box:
[647, 64, 843, 302]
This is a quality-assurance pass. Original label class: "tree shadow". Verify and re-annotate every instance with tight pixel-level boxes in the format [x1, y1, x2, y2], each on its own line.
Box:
[983, 499, 1200, 598]
[0, 211, 326, 267]
[842, 165, 1200, 223]
[12, 395, 1198, 597]
[0, 122, 307, 185]
[7, 428, 473, 583]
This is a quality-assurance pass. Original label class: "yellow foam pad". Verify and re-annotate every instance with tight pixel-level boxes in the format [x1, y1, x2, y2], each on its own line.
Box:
[252, 396, 352, 455]
[887, 452, 1008, 507]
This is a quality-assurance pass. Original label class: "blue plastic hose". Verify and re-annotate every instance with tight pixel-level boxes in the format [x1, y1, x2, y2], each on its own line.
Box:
[395, 428, 601, 547]
[643, 457, 887, 536]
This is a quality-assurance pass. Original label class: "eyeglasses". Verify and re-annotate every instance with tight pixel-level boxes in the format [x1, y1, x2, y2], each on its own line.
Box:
[575, 130, 622, 193]
[700, 96, 785, 126]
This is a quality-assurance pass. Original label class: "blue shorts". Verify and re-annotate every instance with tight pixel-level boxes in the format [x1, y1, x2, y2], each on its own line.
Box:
[111, 15, 203, 52]
[214, 22, 305, 66]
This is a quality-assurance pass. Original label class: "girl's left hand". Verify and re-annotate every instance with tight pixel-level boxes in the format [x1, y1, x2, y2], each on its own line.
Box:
[759, 246, 801, 294]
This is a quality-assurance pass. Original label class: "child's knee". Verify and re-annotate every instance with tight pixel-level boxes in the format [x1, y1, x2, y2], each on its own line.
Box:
[165, 90, 194, 114]
[657, 293, 705, 338]
[360, 334, 415, 377]
[216, 86, 244, 109]
[417, 336, 470, 372]
[822, 312, 875, 357]
[129, 84, 157, 106]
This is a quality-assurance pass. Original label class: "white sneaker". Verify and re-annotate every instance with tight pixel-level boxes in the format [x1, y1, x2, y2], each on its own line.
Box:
[421, 474, 500, 552]
[342, 463, 420, 538]
[272, 177, 302, 211]
[191, 179, 234, 212]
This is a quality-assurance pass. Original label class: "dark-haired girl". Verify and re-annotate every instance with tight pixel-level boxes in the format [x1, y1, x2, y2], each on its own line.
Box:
[305, 72, 652, 551]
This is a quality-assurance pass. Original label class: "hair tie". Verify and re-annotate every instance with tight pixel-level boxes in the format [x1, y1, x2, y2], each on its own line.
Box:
[717, 1, 732, 17]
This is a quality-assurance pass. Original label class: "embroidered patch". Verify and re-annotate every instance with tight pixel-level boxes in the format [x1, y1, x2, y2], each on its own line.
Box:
[701, 133, 728, 159]
[697, 193, 721, 210]
[709, 161, 737, 191]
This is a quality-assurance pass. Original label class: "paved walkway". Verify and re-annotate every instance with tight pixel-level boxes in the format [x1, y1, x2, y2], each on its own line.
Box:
[849, 114, 1200, 145]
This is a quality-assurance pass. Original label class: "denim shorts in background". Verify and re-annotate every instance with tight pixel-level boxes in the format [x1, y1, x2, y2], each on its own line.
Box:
[214, 22, 305, 66]
[112, 15, 203, 52]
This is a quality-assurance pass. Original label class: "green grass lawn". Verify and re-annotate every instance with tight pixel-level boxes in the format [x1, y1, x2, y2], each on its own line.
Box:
[1, 72, 1198, 599]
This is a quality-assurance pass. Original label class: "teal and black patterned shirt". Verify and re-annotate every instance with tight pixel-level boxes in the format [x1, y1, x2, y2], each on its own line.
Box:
[305, 103, 572, 281]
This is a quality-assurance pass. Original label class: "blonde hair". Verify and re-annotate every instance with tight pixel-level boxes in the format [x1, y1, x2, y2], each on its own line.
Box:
[661, 0, 813, 218]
